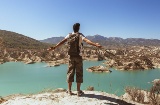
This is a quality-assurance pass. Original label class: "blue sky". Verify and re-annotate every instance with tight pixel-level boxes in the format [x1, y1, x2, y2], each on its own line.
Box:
[0, 0, 160, 40]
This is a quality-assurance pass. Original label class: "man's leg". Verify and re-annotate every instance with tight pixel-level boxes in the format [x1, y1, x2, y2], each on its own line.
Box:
[67, 58, 75, 91]
[75, 57, 84, 96]
[66, 82, 73, 95]
[77, 82, 84, 96]
[68, 82, 72, 91]
[77, 82, 81, 91]
[75, 57, 83, 89]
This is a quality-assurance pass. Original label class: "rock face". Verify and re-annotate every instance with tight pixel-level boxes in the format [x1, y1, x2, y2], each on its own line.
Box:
[87, 65, 111, 73]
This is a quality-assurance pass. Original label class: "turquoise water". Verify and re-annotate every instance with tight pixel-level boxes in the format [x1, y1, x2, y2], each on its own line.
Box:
[0, 61, 160, 97]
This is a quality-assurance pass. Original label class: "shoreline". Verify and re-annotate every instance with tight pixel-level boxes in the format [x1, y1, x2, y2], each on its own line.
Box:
[1, 60, 160, 71]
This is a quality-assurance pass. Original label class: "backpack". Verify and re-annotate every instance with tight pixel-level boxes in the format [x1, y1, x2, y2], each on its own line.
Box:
[67, 33, 80, 56]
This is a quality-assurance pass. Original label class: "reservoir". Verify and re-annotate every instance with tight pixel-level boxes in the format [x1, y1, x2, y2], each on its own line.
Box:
[0, 61, 160, 97]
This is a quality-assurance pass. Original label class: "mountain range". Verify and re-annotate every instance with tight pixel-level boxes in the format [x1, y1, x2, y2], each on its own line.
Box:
[40, 34, 160, 46]
[1, 30, 160, 49]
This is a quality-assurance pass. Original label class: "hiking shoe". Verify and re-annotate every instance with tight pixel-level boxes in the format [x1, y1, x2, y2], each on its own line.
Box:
[66, 90, 73, 95]
[77, 90, 84, 96]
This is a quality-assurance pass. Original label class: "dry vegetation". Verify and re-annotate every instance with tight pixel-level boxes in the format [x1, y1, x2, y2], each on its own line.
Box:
[125, 85, 160, 105]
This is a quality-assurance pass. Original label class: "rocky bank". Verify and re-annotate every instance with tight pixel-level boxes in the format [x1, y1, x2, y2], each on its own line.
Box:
[0, 45, 160, 71]
[104, 46, 160, 70]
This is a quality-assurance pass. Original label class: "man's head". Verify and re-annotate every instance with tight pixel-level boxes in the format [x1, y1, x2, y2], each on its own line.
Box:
[73, 23, 80, 32]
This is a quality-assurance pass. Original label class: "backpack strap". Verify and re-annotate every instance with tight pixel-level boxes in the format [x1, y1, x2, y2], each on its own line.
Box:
[68, 33, 72, 38]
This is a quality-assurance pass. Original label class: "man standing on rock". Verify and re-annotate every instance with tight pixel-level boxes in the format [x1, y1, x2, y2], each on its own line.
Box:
[47, 23, 102, 96]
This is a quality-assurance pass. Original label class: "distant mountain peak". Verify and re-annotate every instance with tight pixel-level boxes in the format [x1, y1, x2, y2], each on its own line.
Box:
[40, 34, 160, 46]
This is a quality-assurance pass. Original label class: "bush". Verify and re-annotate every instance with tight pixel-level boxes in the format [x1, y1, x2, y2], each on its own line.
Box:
[86, 86, 94, 91]
[125, 85, 160, 105]
[0, 97, 6, 104]
[125, 86, 145, 103]
[149, 86, 160, 105]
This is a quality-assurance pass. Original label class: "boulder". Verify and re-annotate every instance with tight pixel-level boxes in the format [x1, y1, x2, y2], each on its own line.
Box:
[0, 59, 4, 64]
[24, 59, 35, 64]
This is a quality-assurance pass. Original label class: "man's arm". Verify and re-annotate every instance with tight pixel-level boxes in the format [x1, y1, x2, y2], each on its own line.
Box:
[47, 38, 67, 51]
[83, 38, 102, 48]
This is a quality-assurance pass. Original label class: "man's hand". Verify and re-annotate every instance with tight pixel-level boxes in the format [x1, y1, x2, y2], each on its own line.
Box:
[95, 43, 102, 48]
[47, 46, 55, 51]
[83, 38, 102, 48]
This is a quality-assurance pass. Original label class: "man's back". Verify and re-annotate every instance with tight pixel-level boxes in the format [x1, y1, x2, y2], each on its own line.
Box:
[67, 33, 80, 57]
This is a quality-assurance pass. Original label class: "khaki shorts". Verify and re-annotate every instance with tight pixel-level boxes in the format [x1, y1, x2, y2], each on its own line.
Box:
[67, 56, 83, 83]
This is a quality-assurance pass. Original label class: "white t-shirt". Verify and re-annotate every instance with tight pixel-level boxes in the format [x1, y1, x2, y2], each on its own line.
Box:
[65, 32, 85, 56]
[65, 32, 85, 43]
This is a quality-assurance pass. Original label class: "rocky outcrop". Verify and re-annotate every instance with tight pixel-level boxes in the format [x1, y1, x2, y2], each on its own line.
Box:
[0, 47, 105, 65]
[46, 59, 68, 67]
[0, 46, 160, 71]
[24, 59, 35, 64]
[1, 88, 140, 105]
[82, 49, 106, 61]
[87, 65, 111, 73]
[104, 46, 160, 70]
